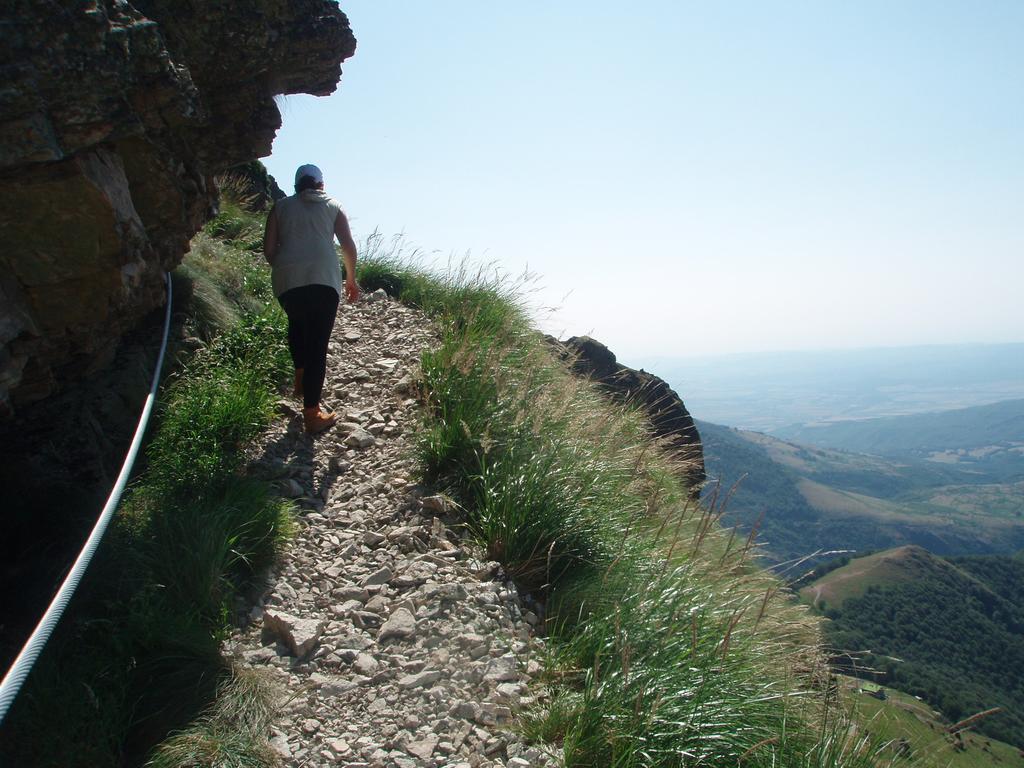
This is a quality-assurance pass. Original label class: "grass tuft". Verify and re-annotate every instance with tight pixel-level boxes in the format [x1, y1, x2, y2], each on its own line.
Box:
[146, 668, 282, 768]
[140, 479, 293, 623]
[359, 240, 901, 768]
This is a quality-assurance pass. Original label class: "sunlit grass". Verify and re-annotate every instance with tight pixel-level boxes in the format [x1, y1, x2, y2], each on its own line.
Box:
[359, 239, 903, 767]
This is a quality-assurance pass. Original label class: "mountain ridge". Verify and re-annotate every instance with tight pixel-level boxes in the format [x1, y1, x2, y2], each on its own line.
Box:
[699, 416, 1024, 565]
[776, 397, 1024, 459]
[799, 544, 1001, 609]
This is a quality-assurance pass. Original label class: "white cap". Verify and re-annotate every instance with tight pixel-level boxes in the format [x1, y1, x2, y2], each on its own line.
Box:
[294, 164, 324, 186]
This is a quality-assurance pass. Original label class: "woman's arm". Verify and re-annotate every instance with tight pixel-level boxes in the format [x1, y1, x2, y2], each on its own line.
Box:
[335, 210, 360, 302]
[263, 206, 279, 265]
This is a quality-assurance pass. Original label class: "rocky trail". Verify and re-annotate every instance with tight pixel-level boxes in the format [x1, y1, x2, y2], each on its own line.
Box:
[231, 292, 557, 768]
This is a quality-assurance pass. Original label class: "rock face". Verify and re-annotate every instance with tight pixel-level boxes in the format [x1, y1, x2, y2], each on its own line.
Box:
[557, 336, 706, 493]
[228, 160, 287, 209]
[0, 0, 356, 415]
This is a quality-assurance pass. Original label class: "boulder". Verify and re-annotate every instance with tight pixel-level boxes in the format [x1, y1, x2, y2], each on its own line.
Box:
[555, 335, 706, 494]
[262, 609, 325, 658]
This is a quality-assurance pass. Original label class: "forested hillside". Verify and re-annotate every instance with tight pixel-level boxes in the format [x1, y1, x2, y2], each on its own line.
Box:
[810, 549, 1024, 748]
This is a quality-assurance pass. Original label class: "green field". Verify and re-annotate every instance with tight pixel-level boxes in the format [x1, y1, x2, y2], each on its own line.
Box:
[799, 546, 964, 608]
[841, 678, 1024, 768]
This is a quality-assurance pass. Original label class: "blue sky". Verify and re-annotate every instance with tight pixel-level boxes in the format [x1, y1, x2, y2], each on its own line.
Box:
[266, 2, 1023, 361]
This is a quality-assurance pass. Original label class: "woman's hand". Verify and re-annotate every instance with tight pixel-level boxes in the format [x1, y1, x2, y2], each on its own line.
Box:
[335, 210, 360, 303]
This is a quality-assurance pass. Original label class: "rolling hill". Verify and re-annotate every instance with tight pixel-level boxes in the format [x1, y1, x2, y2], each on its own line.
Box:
[799, 545, 967, 608]
[699, 419, 1024, 566]
[775, 399, 1024, 481]
[804, 547, 1024, 749]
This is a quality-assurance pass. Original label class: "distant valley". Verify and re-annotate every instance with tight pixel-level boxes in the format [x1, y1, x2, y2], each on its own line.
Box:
[638, 342, 1024, 432]
[776, 397, 1024, 469]
[682, 357, 1024, 754]
[700, 417, 1024, 569]
[699, 402, 1024, 567]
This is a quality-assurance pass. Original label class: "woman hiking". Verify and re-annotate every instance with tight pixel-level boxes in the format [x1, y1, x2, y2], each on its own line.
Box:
[263, 163, 360, 434]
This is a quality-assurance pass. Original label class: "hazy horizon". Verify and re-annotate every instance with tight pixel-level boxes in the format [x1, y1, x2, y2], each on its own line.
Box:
[629, 339, 1024, 366]
[266, 2, 1023, 359]
[636, 341, 1024, 431]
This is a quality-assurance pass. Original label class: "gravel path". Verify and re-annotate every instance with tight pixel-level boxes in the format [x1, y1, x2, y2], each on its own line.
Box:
[230, 292, 557, 768]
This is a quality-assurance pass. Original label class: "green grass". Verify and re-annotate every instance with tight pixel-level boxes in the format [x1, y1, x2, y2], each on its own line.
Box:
[138, 479, 293, 623]
[357, 244, 902, 768]
[0, 186, 291, 767]
[798, 546, 956, 609]
[840, 678, 1024, 768]
[171, 223, 277, 340]
[203, 178, 267, 254]
[147, 668, 282, 768]
[173, 261, 242, 339]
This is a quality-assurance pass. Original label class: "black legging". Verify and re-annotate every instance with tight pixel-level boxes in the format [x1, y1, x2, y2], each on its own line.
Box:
[278, 284, 340, 409]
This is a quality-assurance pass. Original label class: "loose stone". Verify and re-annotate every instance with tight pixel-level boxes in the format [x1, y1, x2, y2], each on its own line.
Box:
[397, 669, 442, 689]
[378, 607, 417, 641]
[262, 610, 325, 658]
[227, 297, 557, 767]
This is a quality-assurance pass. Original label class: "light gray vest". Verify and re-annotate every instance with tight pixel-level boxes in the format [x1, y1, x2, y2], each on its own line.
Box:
[271, 190, 344, 297]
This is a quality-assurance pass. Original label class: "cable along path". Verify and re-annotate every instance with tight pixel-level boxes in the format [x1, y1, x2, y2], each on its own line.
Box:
[233, 292, 556, 768]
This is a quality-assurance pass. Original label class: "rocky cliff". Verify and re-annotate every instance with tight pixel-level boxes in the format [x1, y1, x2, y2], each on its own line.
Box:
[556, 336, 706, 493]
[0, 0, 356, 415]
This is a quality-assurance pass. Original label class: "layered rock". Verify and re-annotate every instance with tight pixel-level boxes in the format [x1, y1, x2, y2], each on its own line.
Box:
[0, 0, 356, 414]
[557, 336, 706, 493]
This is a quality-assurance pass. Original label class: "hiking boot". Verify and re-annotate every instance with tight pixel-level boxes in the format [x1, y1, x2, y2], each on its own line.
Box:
[293, 368, 304, 399]
[303, 406, 336, 434]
